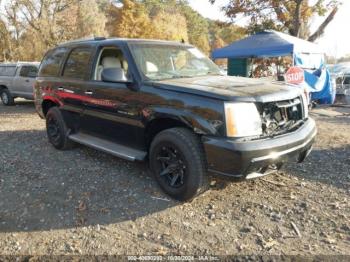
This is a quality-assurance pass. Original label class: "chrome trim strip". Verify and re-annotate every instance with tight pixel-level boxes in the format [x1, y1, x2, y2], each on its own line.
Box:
[275, 98, 301, 108]
[64, 89, 74, 94]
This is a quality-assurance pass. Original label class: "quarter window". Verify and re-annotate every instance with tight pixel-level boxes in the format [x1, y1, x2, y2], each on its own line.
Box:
[63, 48, 92, 79]
[39, 47, 68, 77]
[0, 66, 17, 76]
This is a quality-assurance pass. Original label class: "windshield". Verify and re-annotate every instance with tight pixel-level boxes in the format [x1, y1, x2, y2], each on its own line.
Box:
[129, 43, 222, 80]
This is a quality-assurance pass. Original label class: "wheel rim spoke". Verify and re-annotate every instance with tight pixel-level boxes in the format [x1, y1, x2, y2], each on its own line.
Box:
[163, 147, 176, 158]
[157, 156, 171, 163]
[160, 166, 171, 176]
[48, 118, 60, 143]
[156, 145, 187, 188]
[170, 173, 180, 187]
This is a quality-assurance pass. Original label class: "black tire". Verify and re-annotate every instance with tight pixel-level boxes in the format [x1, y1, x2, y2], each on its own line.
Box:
[46, 107, 75, 150]
[149, 127, 208, 201]
[1, 89, 15, 106]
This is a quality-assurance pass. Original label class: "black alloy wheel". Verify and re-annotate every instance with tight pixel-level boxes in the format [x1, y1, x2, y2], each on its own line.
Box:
[47, 115, 61, 146]
[150, 127, 208, 201]
[156, 144, 187, 188]
[45, 107, 75, 150]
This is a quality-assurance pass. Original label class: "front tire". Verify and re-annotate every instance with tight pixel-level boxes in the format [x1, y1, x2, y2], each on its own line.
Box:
[150, 128, 208, 201]
[46, 107, 74, 150]
[1, 89, 15, 106]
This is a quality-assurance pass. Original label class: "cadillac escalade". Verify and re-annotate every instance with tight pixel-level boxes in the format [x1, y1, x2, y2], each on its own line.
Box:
[34, 38, 317, 201]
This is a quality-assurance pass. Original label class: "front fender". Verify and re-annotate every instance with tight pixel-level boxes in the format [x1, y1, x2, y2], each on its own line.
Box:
[142, 106, 222, 136]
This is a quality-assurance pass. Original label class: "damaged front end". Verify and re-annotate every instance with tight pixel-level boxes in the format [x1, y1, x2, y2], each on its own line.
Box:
[257, 97, 306, 137]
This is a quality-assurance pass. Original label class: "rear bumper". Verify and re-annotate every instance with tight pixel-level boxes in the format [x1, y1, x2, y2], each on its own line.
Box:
[202, 118, 317, 179]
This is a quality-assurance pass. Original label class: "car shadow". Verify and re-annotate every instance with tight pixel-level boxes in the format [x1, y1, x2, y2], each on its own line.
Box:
[0, 129, 178, 233]
[0, 100, 36, 116]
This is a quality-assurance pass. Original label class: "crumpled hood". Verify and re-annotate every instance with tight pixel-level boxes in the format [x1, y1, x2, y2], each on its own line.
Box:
[153, 75, 302, 102]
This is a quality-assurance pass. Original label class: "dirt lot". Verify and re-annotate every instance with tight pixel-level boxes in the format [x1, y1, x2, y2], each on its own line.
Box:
[0, 100, 349, 257]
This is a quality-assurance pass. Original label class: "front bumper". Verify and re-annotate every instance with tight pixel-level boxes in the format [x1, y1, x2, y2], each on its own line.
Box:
[202, 118, 317, 179]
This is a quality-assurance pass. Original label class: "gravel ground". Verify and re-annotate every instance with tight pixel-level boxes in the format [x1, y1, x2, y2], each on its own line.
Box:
[0, 100, 349, 256]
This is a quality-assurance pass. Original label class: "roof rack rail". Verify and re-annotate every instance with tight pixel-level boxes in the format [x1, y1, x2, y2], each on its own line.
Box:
[16, 61, 40, 63]
[0, 61, 39, 65]
[94, 36, 106, 41]
[61, 36, 107, 45]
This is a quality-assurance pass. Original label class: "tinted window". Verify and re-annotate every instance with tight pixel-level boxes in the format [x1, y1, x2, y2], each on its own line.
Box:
[20, 66, 38, 78]
[39, 47, 68, 77]
[63, 48, 92, 79]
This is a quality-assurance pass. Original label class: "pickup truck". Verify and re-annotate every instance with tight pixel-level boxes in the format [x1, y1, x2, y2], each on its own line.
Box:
[0, 62, 39, 105]
[34, 38, 317, 201]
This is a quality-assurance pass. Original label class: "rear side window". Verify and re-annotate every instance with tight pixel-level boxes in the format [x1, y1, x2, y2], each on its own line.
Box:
[20, 66, 38, 78]
[39, 47, 68, 77]
[63, 48, 92, 80]
[7, 67, 17, 76]
[0, 66, 17, 76]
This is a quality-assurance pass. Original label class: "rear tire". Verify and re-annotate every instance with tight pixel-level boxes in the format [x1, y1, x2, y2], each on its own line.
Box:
[46, 107, 75, 150]
[1, 89, 15, 106]
[149, 128, 208, 201]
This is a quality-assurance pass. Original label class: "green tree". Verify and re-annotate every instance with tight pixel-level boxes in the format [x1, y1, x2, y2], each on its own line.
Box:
[179, 4, 211, 54]
[210, 0, 340, 41]
[106, 0, 158, 38]
[141, 0, 211, 53]
[152, 10, 188, 42]
[75, 0, 107, 38]
[0, 19, 14, 61]
[209, 20, 246, 46]
[3, 0, 107, 61]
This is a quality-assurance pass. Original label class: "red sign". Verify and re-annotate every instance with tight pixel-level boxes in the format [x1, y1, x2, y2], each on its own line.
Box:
[285, 67, 305, 85]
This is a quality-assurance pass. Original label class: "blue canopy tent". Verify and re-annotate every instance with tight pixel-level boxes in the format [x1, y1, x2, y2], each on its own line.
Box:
[212, 30, 335, 104]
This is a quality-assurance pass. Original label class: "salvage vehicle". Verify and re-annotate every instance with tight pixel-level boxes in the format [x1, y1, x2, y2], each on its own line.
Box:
[34, 38, 317, 201]
[0, 62, 39, 105]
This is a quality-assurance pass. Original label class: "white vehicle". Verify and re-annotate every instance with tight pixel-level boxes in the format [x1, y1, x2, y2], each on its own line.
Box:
[335, 72, 350, 104]
[0, 62, 39, 105]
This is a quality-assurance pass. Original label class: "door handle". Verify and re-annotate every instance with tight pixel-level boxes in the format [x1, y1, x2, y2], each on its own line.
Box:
[57, 87, 74, 93]
[85, 90, 93, 95]
[25, 79, 30, 83]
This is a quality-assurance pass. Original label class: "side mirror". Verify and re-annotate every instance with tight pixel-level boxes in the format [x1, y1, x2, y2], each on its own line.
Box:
[101, 68, 130, 83]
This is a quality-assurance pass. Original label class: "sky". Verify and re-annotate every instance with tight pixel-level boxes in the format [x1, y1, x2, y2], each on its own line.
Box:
[188, 0, 350, 58]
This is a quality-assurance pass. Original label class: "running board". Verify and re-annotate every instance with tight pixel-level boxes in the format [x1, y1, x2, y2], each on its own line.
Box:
[68, 133, 147, 161]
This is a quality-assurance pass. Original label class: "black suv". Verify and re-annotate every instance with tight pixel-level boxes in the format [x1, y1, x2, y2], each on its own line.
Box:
[34, 38, 317, 201]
